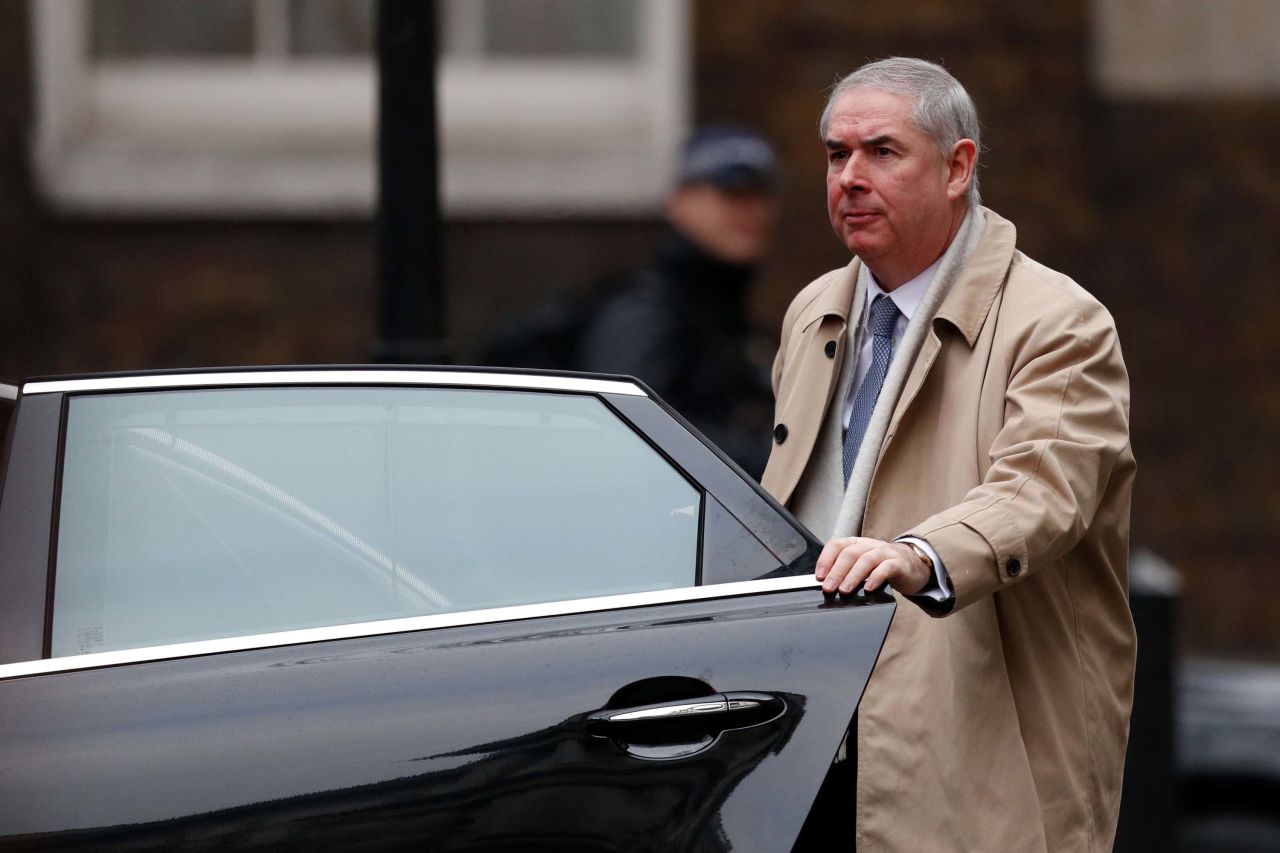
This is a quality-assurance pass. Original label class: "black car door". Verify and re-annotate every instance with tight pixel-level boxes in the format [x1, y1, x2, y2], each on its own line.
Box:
[0, 370, 894, 852]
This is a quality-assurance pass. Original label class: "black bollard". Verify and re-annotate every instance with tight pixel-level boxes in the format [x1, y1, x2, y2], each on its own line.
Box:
[1114, 548, 1180, 852]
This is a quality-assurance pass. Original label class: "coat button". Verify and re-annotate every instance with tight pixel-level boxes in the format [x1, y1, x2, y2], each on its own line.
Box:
[1006, 558, 1021, 577]
[824, 340, 837, 358]
[773, 423, 789, 444]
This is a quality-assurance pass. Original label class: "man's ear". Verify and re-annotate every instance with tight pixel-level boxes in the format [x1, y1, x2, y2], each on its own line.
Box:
[945, 139, 977, 202]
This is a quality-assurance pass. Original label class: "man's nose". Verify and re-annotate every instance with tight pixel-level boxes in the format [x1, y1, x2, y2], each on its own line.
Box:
[838, 155, 866, 192]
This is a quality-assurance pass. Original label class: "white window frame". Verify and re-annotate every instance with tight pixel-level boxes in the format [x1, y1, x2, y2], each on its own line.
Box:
[29, 0, 689, 217]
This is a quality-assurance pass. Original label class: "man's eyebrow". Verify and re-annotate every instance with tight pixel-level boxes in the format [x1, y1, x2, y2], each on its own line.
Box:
[824, 133, 901, 150]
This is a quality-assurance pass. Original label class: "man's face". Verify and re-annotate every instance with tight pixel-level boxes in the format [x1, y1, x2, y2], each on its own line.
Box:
[824, 87, 969, 289]
[667, 183, 776, 265]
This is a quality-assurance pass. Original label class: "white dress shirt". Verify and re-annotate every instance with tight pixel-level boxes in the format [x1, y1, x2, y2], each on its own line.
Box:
[841, 260, 954, 603]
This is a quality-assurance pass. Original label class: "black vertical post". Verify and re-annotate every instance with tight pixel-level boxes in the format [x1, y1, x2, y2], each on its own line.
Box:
[1114, 549, 1180, 853]
[374, 0, 445, 364]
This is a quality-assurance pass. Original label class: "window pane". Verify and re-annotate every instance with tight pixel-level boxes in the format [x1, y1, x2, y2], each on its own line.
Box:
[91, 0, 254, 59]
[289, 0, 374, 57]
[481, 0, 638, 58]
[52, 387, 700, 656]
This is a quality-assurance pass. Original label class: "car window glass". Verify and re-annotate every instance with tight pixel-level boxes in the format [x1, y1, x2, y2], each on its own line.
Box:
[51, 387, 700, 657]
[700, 495, 786, 585]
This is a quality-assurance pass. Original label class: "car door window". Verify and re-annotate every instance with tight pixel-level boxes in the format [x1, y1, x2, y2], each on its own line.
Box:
[51, 387, 700, 656]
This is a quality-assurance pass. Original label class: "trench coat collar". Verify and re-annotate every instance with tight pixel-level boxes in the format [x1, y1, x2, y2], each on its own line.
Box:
[795, 208, 1015, 343]
[796, 258, 861, 331]
[931, 207, 1019, 347]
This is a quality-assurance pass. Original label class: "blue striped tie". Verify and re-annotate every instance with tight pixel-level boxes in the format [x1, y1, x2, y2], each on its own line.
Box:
[843, 294, 900, 484]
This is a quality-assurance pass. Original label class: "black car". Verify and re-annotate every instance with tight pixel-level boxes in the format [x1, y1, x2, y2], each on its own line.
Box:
[1179, 657, 1280, 852]
[0, 367, 893, 851]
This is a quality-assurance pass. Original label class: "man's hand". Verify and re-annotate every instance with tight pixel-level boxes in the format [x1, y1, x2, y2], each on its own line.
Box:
[816, 537, 932, 596]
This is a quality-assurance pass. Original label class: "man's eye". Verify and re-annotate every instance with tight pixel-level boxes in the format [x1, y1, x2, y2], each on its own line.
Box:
[829, 151, 848, 163]
[874, 147, 893, 157]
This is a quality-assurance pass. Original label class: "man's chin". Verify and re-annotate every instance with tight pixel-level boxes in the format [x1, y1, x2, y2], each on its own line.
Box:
[842, 235, 886, 260]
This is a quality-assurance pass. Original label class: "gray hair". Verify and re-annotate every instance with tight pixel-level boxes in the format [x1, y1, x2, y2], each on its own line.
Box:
[819, 57, 981, 205]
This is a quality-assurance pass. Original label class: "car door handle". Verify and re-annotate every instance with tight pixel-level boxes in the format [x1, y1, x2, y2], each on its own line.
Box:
[587, 691, 784, 730]
[586, 691, 787, 759]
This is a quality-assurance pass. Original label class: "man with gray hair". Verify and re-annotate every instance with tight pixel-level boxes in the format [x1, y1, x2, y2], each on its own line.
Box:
[762, 57, 1136, 850]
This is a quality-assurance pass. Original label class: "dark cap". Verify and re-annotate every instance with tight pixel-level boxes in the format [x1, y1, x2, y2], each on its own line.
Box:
[677, 124, 777, 191]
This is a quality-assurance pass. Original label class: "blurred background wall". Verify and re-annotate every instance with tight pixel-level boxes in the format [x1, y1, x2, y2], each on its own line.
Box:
[1, 0, 1278, 660]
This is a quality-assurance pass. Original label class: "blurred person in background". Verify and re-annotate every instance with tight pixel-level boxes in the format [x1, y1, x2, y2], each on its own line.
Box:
[576, 124, 779, 478]
[764, 58, 1136, 850]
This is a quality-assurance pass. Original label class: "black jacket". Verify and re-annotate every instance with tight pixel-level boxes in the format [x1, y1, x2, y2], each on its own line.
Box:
[577, 232, 773, 478]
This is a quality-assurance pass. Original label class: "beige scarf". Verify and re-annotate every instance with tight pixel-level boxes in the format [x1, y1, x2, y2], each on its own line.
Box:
[792, 206, 986, 539]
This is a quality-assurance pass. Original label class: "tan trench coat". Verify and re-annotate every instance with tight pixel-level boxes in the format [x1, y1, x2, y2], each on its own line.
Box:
[762, 209, 1136, 852]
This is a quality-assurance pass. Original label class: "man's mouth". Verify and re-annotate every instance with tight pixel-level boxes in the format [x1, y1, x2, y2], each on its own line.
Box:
[843, 210, 880, 224]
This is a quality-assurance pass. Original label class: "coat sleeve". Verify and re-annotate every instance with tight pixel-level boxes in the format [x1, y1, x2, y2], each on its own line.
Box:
[904, 294, 1132, 612]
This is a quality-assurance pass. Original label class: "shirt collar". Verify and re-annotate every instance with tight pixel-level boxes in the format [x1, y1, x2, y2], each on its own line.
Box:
[860, 256, 942, 325]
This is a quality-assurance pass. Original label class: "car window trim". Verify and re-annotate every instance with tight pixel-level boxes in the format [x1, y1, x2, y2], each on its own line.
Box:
[21, 370, 646, 397]
[0, 575, 822, 681]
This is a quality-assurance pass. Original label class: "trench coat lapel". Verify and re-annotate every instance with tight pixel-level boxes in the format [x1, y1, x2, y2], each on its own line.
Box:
[884, 211, 1019, 444]
[761, 261, 859, 504]
[885, 332, 941, 444]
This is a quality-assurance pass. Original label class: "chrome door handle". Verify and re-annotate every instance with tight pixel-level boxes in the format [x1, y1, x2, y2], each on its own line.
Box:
[587, 691, 782, 729]
[594, 698, 735, 723]
[586, 691, 787, 760]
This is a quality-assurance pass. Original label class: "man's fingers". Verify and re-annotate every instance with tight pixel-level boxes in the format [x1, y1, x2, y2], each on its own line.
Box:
[815, 537, 863, 580]
[861, 558, 901, 593]
[844, 548, 882, 593]
[821, 540, 874, 593]
[814, 539, 845, 579]
[842, 545, 897, 594]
